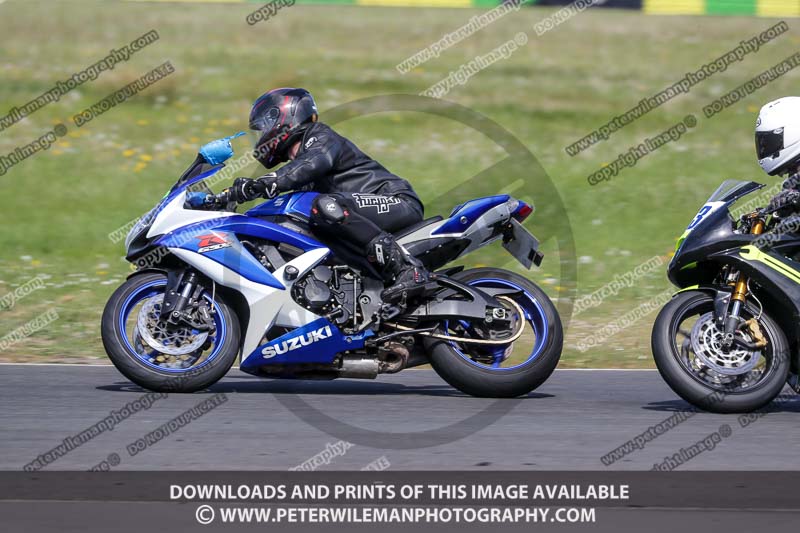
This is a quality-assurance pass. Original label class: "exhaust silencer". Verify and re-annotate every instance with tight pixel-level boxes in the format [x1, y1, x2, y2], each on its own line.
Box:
[338, 356, 379, 379]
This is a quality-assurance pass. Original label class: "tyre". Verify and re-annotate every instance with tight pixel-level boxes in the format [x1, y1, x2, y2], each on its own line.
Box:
[651, 290, 789, 413]
[101, 272, 240, 392]
[424, 268, 563, 397]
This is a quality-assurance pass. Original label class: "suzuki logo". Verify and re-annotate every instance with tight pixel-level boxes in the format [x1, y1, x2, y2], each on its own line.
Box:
[196, 232, 232, 254]
[262, 325, 333, 359]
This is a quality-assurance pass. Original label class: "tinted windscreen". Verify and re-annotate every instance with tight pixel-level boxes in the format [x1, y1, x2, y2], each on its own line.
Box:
[707, 180, 764, 204]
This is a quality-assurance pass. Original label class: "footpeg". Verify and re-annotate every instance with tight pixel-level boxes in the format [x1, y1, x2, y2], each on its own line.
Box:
[378, 303, 402, 321]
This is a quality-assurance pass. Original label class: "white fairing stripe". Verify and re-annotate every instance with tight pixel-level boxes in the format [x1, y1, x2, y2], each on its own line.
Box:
[170, 247, 330, 359]
[147, 191, 238, 239]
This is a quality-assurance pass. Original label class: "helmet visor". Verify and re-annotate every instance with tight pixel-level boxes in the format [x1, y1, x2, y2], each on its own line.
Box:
[756, 128, 784, 160]
[250, 106, 281, 137]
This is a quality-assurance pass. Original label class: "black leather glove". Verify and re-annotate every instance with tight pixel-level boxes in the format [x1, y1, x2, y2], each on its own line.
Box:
[768, 188, 800, 215]
[255, 173, 280, 199]
[227, 177, 266, 204]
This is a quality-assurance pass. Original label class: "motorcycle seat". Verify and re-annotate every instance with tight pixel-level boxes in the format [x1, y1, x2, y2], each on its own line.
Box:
[392, 216, 443, 238]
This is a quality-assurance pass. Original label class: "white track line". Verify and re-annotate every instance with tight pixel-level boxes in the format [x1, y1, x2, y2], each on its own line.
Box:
[0, 362, 111, 367]
[0, 362, 656, 371]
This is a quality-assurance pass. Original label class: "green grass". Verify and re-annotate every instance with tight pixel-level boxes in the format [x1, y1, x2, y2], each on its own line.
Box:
[0, 1, 795, 366]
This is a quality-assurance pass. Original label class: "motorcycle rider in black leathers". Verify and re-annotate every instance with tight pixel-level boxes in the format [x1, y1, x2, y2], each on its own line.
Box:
[224, 88, 430, 306]
[756, 97, 800, 214]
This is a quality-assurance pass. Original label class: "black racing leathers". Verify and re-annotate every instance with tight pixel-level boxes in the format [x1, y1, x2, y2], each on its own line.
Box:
[271, 122, 422, 209]
[263, 121, 428, 300]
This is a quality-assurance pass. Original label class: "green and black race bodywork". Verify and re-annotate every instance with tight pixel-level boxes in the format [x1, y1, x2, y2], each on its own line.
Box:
[665, 179, 800, 397]
[652, 180, 800, 412]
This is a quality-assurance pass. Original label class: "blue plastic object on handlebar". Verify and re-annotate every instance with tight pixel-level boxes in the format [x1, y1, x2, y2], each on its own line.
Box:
[199, 131, 246, 165]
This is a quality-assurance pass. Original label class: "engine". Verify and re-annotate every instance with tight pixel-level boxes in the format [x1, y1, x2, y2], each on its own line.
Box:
[238, 238, 380, 333]
[292, 266, 364, 331]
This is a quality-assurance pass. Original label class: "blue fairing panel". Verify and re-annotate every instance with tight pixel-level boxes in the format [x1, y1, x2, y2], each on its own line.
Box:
[240, 318, 374, 371]
[158, 226, 284, 289]
[433, 195, 510, 235]
[156, 215, 327, 288]
[246, 192, 319, 220]
[160, 214, 325, 252]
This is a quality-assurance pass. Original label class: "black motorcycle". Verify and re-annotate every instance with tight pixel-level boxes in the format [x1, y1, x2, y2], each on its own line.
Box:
[652, 180, 798, 413]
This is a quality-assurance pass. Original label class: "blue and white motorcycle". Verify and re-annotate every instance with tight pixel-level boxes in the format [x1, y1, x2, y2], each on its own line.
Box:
[101, 134, 563, 397]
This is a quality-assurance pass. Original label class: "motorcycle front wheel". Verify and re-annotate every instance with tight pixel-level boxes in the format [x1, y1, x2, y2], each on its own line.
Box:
[651, 290, 789, 413]
[101, 272, 240, 392]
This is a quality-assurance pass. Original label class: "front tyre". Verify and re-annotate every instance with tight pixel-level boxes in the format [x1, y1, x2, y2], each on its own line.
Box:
[651, 290, 789, 413]
[424, 268, 563, 398]
[101, 272, 240, 392]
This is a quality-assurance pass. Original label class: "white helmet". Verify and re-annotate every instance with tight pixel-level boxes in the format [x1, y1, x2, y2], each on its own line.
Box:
[756, 97, 800, 176]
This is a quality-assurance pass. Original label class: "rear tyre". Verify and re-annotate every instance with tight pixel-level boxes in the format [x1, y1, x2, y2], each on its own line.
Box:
[424, 268, 563, 398]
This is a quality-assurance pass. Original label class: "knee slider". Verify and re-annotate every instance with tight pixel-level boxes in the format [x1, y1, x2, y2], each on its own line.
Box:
[312, 195, 348, 224]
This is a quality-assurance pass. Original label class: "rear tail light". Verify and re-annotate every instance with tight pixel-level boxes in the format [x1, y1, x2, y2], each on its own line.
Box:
[513, 202, 533, 221]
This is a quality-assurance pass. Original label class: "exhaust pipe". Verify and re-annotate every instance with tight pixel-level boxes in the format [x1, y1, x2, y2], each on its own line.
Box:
[338, 356, 379, 379]
[380, 342, 409, 374]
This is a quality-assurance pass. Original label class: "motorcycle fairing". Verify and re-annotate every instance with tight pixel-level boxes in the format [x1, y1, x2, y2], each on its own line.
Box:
[398, 195, 536, 270]
[158, 228, 283, 289]
[156, 215, 326, 289]
[169, 245, 330, 359]
[704, 244, 800, 364]
[147, 187, 239, 241]
[672, 180, 765, 265]
[433, 194, 511, 235]
[246, 192, 318, 220]
[240, 317, 374, 372]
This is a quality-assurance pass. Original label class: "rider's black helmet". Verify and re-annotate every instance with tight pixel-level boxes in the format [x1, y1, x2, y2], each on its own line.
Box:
[249, 88, 318, 169]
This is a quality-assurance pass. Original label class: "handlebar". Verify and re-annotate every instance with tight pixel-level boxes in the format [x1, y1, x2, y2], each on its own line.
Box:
[210, 189, 232, 205]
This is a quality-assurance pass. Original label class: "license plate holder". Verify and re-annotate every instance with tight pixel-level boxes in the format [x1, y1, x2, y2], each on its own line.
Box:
[502, 219, 543, 269]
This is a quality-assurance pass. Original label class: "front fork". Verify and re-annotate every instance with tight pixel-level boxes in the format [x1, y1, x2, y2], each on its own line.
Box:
[722, 217, 765, 348]
[160, 269, 214, 330]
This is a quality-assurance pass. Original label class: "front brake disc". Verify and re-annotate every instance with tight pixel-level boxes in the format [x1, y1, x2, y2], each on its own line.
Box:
[690, 312, 761, 376]
[136, 294, 208, 356]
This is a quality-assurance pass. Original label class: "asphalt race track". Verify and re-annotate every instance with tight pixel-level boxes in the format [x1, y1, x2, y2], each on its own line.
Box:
[1, 364, 798, 471]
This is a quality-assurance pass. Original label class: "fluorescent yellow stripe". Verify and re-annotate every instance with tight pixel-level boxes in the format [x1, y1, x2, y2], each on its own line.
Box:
[759, 256, 800, 283]
[757, 0, 800, 16]
[740, 245, 800, 284]
[644, 0, 705, 14]
[357, 0, 472, 5]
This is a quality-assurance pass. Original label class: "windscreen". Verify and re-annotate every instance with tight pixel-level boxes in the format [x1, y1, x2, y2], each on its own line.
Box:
[706, 180, 764, 204]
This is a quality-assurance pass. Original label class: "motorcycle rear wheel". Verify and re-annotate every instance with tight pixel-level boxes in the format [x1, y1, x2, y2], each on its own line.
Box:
[423, 268, 563, 398]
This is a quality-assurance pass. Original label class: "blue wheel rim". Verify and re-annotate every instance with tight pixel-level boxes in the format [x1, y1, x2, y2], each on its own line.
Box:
[118, 279, 227, 373]
[446, 278, 548, 371]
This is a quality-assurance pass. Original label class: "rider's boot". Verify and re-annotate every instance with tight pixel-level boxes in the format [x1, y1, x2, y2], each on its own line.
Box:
[366, 233, 432, 307]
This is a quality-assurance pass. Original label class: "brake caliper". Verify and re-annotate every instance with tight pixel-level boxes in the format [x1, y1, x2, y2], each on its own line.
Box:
[744, 318, 768, 348]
